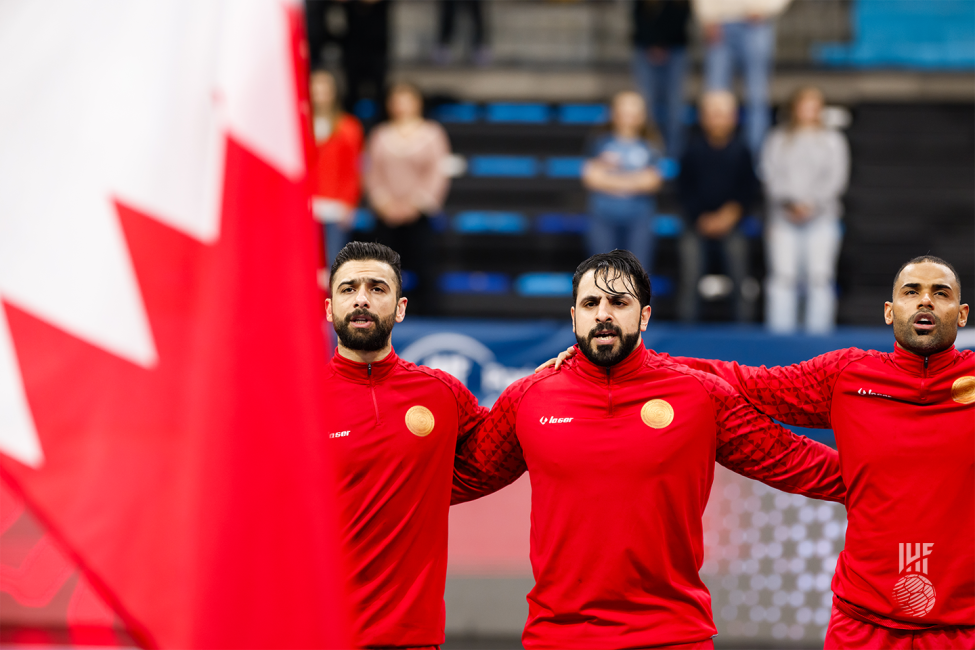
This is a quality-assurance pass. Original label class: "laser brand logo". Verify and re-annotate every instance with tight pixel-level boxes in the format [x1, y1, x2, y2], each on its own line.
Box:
[539, 416, 573, 425]
[328, 430, 351, 439]
[857, 387, 893, 399]
[893, 543, 937, 617]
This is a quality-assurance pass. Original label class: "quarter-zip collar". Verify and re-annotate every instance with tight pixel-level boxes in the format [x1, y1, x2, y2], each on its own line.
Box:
[572, 340, 650, 385]
[891, 344, 961, 377]
[330, 348, 400, 384]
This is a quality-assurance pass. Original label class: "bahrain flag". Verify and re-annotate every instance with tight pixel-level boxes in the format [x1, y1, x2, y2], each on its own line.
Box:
[0, 1, 349, 647]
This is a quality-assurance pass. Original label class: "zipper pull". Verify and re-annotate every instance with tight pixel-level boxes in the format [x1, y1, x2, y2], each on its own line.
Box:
[367, 362, 372, 378]
[923, 356, 929, 371]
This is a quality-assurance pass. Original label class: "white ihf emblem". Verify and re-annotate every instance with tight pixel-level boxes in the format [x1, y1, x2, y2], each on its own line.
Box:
[893, 543, 936, 617]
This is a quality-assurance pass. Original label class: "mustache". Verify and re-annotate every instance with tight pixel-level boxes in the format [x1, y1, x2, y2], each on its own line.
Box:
[588, 322, 622, 341]
[344, 308, 378, 323]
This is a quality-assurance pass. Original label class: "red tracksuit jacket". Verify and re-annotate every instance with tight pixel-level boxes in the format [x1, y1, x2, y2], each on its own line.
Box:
[324, 350, 487, 648]
[674, 345, 975, 629]
[452, 343, 846, 649]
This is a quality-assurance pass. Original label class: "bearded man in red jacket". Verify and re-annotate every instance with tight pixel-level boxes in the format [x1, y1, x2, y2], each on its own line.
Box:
[323, 241, 487, 649]
[545, 254, 974, 649]
[451, 250, 847, 650]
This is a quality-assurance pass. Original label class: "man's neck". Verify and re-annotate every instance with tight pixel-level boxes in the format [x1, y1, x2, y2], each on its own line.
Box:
[893, 340, 951, 358]
[705, 132, 732, 149]
[336, 343, 393, 364]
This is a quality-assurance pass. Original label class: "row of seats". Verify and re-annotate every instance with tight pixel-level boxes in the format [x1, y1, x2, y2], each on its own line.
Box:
[431, 271, 676, 298]
[462, 154, 679, 179]
[353, 209, 763, 238]
[815, 0, 975, 69]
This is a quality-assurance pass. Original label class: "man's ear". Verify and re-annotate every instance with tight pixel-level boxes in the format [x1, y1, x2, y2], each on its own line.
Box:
[325, 298, 334, 323]
[959, 303, 970, 328]
[640, 305, 652, 332]
[884, 301, 894, 326]
[395, 297, 408, 323]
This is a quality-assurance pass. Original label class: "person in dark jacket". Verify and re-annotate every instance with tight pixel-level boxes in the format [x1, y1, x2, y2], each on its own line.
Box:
[677, 91, 759, 322]
[632, 0, 692, 156]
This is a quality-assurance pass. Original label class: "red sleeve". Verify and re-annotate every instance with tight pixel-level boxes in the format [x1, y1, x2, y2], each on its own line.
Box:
[667, 348, 870, 428]
[413, 365, 488, 443]
[450, 375, 534, 505]
[675, 365, 846, 503]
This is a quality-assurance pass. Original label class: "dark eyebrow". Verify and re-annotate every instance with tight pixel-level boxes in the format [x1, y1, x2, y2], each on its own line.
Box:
[337, 277, 391, 289]
[901, 282, 954, 293]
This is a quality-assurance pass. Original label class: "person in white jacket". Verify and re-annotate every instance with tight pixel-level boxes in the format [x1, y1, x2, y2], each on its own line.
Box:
[694, 0, 793, 155]
[760, 86, 850, 334]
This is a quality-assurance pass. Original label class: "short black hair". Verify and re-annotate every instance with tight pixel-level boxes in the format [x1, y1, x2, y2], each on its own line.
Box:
[330, 241, 403, 298]
[893, 255, 962, 296]
[572, 250, 652, 308]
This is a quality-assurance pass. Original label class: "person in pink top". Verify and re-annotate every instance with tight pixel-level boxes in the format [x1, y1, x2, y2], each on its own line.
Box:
[363, 82, 451, 313]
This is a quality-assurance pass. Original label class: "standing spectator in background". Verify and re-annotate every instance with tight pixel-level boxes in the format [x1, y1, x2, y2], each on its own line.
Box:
[693, 0, 793, 155]
[678, 91, 759, 322]
[341, 0, 390, 121]
[761, 87, 850, 334]
[631, 0, 692, 157]
[434, 0, 490, 66]
[364, 82, 451, 314]
[582, 91, 664, 277]
[310, 70, 364, 268]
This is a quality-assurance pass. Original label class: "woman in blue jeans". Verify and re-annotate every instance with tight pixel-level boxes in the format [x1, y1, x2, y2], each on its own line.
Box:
[582, 91, 664, 275]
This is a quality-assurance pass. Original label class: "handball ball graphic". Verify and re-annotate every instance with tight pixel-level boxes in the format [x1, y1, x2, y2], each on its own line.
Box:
[893, 574, 937, 617]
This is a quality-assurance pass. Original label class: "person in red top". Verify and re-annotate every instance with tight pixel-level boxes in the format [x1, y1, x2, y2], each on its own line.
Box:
[323, 241, 487, 649]
[672, 256, 974, 649]
[451, 250, 846, 650]
[310, 70, 364, 267]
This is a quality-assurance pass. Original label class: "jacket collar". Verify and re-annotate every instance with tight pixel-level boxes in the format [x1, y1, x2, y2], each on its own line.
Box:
[329, 348, 399, 384]
[571, 340, 650, 384]
[891, 343, 961, 376]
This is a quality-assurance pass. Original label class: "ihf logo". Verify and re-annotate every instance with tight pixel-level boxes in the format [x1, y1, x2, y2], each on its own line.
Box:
[893, 543, 936, 617]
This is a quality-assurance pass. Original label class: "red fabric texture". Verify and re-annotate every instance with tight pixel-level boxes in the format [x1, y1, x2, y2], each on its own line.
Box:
[311, 113, 363, 206]
[675, 346, 975, 629]
[825, 601, 975, 649]
[324, 349, 487, 648]
[452, 343, 844, 649]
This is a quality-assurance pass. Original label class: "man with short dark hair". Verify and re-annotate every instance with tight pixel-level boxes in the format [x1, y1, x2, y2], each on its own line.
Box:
[452, 249, 845, 649]
[323, 241, 487, 649]
[669, 255, 974, 648]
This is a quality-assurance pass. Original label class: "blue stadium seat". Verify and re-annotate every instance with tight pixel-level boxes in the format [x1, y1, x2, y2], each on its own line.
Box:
[485, 102, 551, 123]
[545, 156, 586, 178]
[557, 104, 609, 125]
[740, 214, 763, 238]
[454, 211, 529, 234]
[658, 157, 680, 180]
[535, 213, 589, 234]
[469, 155, 539, 177]
[651, 214, 684, 238]
[353, 99, 377, 122]
[431, 102, 481, 123]
[440, 272, 511, 294]
[401, 270, 418, 292]
[515, 273, 574, 297]
[649, 275, 675, 298]
[353, 208, 376, 231]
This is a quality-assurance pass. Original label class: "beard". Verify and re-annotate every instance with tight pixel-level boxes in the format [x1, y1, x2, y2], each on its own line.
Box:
[575, 321, 642, 367]
[334, 308, 396, 352]
[893, 309, 956, 356]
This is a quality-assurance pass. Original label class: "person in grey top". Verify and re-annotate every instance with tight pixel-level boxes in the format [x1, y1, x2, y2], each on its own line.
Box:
[760, 86, 850, 334]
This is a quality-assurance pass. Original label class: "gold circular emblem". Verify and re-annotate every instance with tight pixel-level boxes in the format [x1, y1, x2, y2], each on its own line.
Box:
[641, 399, 674, 429]
[405, 405, 435, 437]
[952, 376, 975, 404]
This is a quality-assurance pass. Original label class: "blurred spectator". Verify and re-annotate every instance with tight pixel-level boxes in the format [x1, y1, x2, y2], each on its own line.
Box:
[364, 82, 451, 314]
[341, 0, 390, 121]
[582, 91, 664, 276]
[434, 0, 490, 66]
[677, 91, 759, 322]
[305, 0, 342, 70]
[631, 0, 691, 156]
[310, 70, 364, 268]
[694, 0, 793, 155]
[761, 87, 850, 334]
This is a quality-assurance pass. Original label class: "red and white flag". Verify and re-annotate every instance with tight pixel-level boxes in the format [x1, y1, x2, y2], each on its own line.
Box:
[0, 1, 348, 647]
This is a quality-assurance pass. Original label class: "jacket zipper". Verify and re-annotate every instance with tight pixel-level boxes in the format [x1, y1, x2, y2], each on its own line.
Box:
[367, 363, 380, 424]
[920, 355, 930, 402]
[607, 367, 614, 417]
